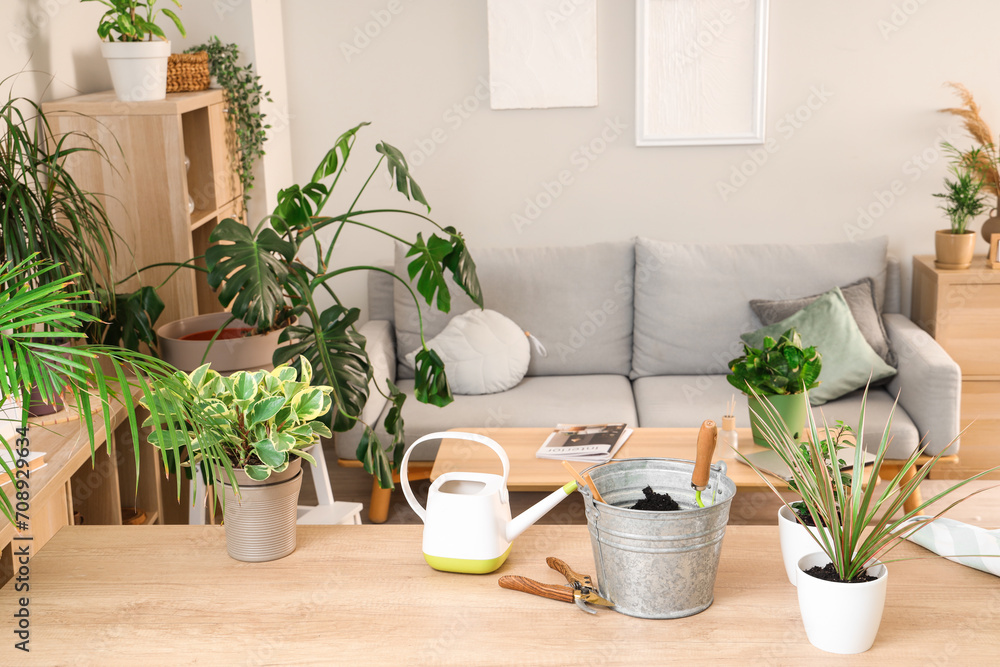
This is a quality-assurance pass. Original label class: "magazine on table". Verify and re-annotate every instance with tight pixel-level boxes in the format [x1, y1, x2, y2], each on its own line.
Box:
[535, 423, 632, 463]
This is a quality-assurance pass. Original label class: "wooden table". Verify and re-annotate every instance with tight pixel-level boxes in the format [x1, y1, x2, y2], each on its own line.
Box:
[1, 524, 996, 665]
[431, 427, 778, 491]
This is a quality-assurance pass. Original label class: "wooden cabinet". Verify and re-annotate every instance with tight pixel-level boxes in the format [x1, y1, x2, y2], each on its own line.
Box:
[41, 90, 242, 325]
[912, 255, 1000, 478]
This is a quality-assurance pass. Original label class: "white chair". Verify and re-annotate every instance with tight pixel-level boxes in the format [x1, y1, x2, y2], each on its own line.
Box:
[189, 444, 363, 525]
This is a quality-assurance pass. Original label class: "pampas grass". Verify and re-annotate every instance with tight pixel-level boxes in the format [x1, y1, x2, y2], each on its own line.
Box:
[940, 82, 1000, 202]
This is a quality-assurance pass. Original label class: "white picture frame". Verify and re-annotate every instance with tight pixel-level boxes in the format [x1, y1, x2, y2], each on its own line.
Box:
[636, 0, 769, 146]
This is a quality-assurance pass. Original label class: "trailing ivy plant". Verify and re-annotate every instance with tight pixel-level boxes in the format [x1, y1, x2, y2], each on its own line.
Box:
[727, 328, 822, 396]
[186, 36, 271, 213]
[83, 0, 185, 42]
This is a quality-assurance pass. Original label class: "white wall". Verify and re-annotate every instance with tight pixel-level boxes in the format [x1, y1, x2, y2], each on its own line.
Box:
[280, 0, 1000, 319]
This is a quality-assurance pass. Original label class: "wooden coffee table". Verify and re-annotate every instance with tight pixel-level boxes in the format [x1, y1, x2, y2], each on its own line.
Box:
[431, 427, 782, 492]
[2, 524, 995, 664]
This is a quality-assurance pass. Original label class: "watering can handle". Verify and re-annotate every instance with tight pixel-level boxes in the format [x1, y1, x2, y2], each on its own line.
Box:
[400, 431, 511, 523]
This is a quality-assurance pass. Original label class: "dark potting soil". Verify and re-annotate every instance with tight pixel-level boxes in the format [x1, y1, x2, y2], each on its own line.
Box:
[803, 562, 878, 584]
[630, 486, 681, 511]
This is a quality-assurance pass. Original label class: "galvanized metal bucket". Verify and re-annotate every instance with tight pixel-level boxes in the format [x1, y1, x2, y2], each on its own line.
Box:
[580, 458, 736, 619]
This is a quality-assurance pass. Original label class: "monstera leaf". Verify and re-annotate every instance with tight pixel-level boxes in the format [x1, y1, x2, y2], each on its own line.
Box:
[94, 285, 164, 352]
[313, 123, 370, 183]
[413, 348, 452, 408]
[205, 218, 295, 330]
[441, 227, 483, 308]
[377, 141, 429, 211]
[405, 231, 483, 314]
[272, 305, 371, 432]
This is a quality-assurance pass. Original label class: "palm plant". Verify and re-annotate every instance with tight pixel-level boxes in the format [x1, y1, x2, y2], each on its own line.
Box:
[738, 385, 998, 582]
[0, 256, 199, 524]
[934, 154, 988, 235]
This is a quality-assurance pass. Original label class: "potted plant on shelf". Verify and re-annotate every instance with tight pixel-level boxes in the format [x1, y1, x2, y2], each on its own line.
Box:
[83, 0, 186, 102]
[933, 149, 988, 270]
[0, 257, 198, 524]
[727, 328, 822, 446]
[185, 36, 271, 216]
[739, 386, 998, 654]
[125, 123, 481, 489]
[141, 359, 333, 561]
[940, 82, 1000, 242]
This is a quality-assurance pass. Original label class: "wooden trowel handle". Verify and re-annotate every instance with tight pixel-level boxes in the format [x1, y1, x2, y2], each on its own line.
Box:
[498, 575, 574, 603]
[692, 420, 718, 489]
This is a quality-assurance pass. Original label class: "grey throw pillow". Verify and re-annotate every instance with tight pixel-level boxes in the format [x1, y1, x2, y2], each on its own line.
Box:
[750, 278, 897, 368]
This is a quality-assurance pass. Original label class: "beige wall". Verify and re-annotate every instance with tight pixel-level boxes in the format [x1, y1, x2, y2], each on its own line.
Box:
[280, 0, 1000, 319]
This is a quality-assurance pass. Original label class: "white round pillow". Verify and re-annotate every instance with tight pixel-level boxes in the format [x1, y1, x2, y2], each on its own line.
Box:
[404, 309, 530, 395]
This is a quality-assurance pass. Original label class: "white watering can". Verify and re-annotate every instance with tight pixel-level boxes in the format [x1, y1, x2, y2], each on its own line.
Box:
[401, 432, 577, 574]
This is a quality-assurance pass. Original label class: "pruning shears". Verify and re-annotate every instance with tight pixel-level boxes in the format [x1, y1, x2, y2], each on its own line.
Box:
[498, 557, 614, 615]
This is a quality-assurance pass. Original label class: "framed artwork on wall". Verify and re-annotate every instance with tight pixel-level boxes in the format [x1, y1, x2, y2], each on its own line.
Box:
[636, 0, 769, 146]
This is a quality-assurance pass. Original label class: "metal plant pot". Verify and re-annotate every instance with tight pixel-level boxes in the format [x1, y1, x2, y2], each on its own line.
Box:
[218, 458, 303, 562]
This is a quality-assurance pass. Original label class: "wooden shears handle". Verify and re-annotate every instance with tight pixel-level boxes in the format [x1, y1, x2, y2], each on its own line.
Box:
[498, 575, 574, 603]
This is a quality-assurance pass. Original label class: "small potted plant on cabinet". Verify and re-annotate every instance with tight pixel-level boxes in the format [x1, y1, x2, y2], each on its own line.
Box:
[933, 149, 987, 270]
[740, 387, 998, 654]
[141, 358, 333, 561]
[83, 0, 186, 102]
[727, 328, 822, 446]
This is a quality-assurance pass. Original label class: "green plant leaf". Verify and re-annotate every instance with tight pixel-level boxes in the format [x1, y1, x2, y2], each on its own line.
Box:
[413, 348, 452, 407]
[205, 218, 295, 330]
[247, 396, 285, 426]
[160, 8, 185, 37]
[312, 122, 370, 183]
[244, 464, 270, 481]
[376, 141, 429, 211]
[406, 232, 454, 313]
[253, 437, 286, 468]
[231, 372, 258, 403]
[95, 285, 164, 352]
[274, 432, 296, 452]
[358, 425, 394, 489]
[441, 228, 484, 308]
[291, 387, 328, 422]
[384, 379, 407, 467]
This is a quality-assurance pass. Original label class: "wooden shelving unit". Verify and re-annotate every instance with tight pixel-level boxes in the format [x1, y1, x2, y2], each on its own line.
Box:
[912, 254, 1000, 479]
[41, 90, 243, 326]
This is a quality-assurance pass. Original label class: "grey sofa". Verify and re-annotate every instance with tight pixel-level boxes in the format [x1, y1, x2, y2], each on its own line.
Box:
[335, 237, 961, 464]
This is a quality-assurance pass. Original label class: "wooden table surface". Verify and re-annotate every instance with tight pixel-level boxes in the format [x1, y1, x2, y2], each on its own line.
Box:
[0, 524, 996, 665]
[432, 427, 783, 491]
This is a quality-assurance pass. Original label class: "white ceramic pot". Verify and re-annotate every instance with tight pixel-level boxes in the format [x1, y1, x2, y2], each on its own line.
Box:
[778, 505, 826, 586]
[101, 40, 171, 102]
[796, 551, 888, 654]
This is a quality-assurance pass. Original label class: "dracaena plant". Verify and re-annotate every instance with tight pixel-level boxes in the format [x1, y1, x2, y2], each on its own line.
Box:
[140, 359, 333, 485]
[84, 0, 185, 42]
[727, 328, 822, 396]
[151, 123, 483, 489]
[738, 384, 999, 582]
[0, 257, 200, 524]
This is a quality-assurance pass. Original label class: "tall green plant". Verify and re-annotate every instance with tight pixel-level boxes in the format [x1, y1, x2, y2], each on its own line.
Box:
[727, 328, 822, 396]
[934, 151, 988, 234]
[0, 257, 199, 524]
[185, 37, 271, 213]
[0, 91, 162, 352]
[83, 0, 185, 42]
[738, 385, 999, 582]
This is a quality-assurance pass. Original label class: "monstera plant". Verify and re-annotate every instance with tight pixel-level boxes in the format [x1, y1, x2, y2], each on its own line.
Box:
[127, 123, 482, 489]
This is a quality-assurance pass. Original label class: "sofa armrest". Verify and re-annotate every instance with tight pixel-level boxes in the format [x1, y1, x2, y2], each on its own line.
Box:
[883, 313, 961, 456]
[332, 319, 396, 460]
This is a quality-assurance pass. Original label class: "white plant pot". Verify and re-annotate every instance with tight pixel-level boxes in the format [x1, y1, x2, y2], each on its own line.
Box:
[796, 551, 888, 654]
[778, 505, 827, 586]
[101, 40, 171, 102]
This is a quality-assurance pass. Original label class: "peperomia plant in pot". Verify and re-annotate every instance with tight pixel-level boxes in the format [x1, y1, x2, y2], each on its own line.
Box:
[727, 328, 822, 445]
[82, 0, 186, 102]
[739, 385, 999, 654]
[141, 359, 333, 561]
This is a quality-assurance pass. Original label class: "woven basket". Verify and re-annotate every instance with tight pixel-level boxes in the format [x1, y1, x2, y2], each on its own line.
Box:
[166, 51, 210, 93]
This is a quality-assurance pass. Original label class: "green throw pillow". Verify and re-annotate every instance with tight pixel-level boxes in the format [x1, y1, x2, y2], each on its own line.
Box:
[740, 287, 896, 405]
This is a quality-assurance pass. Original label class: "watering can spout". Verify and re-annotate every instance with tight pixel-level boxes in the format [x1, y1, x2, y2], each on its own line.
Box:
[505, 481, 577, 542]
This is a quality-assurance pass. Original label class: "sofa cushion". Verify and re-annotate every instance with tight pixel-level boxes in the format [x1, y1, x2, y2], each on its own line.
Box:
[631, 237, 889, 377]
[393, 241, 634, 379]
[403, 308, 530, 395]
[750, 277, 897, 368]
[740, 288, 897, 405]
[632, 375, 919, 459]
[334, 375, 639, 461]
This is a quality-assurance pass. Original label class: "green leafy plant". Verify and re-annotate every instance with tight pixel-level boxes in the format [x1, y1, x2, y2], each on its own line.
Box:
[0, 91, 161, 352]
[940, 83, 1000, 211]
[84, 0, 185, 42]
[185, 37, 271, 213]
[934, 151, 988, 234]
[140, 358, 333, 487]
[727, 328, 822, 396]
[787, 422, 852, 526]
[739, 384, 999, 582]
[0, 257, 199, 524]
[112, 123, 482, 489]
